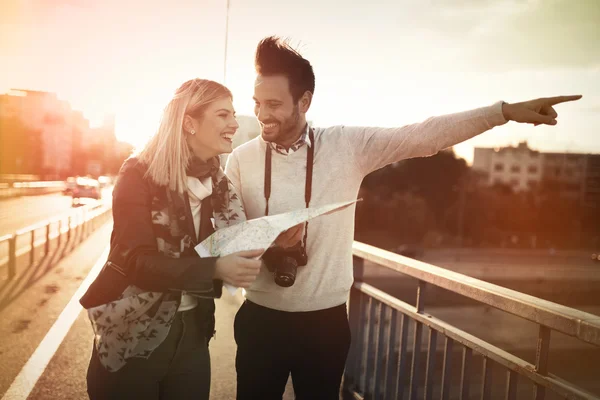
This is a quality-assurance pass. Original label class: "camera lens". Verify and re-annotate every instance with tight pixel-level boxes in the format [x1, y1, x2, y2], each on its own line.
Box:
[274, 256, 298, 287]
[274, 273, 295, 287]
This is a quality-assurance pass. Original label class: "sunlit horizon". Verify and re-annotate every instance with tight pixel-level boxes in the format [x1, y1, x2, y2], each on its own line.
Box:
[1, 0, 598, 164]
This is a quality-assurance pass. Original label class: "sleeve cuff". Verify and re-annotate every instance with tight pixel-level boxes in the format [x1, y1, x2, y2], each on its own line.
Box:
[490, 100, 509, 127]
[179, 256, 220, 294]
[212, 279, 223, 298]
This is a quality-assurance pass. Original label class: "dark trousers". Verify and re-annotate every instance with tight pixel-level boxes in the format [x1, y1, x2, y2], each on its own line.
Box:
[234, 300, 351, 400]
[86, 309, 210, 400]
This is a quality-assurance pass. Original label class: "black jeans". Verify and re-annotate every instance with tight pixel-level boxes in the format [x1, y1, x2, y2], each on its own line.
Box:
[86, 309, 211, 400]
[234, 300, 351, 400]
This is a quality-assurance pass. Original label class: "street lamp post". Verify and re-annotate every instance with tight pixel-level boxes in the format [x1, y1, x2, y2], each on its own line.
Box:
[223, 0, 230, 84]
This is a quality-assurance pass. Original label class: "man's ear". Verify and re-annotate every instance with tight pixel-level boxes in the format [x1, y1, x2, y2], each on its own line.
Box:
[299, 91, 313, 113]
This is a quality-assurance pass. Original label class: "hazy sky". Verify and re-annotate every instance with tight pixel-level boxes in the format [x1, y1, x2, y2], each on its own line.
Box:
[1, 0, 598, 163]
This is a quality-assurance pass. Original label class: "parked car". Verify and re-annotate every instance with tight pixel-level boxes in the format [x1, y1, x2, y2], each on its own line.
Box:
[71, 177, 101, 205]
[63, 176, 78, 195]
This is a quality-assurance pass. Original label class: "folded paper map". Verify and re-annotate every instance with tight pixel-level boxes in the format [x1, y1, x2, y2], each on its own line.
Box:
[194, 199, 360, 294]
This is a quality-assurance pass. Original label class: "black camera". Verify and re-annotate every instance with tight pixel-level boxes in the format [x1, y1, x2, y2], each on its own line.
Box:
[262, 242, 308, 287]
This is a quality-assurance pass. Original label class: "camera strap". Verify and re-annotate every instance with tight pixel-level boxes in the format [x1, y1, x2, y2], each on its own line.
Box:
[264, 126, 314, 247]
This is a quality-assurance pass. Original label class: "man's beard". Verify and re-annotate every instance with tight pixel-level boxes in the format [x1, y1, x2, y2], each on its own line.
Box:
[276, 105, 301, 145]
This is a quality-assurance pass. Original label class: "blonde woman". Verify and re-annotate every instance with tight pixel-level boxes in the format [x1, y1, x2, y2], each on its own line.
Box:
[80, 78, 263, 399]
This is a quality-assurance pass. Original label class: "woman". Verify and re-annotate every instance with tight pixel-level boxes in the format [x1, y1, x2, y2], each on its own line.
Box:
[80, 78, 263, 399]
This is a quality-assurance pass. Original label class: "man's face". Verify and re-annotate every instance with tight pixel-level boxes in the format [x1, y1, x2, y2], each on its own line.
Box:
[253, 74, 300, 145]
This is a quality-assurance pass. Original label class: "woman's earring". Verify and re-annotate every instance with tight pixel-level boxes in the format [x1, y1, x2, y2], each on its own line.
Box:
[190, 129, 196, 135]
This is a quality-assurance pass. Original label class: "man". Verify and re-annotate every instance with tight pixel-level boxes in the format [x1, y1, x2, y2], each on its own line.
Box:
[225, 36, 581, 399]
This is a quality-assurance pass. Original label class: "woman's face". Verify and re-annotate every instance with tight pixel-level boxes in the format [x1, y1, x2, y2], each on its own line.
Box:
[185, 97, 239, 161]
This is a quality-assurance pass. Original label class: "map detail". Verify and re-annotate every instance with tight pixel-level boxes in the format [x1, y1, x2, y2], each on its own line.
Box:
[194, 199, 360, 294]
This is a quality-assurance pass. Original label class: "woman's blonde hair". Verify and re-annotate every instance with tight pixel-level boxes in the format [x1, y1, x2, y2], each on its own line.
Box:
[137, 78, 232, 194]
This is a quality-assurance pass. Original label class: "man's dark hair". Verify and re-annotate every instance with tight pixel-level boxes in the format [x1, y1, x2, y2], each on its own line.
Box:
[255, 36, 315, 104]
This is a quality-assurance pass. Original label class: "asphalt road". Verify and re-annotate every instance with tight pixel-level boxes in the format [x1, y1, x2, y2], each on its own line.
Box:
[0, 188, 113, 237]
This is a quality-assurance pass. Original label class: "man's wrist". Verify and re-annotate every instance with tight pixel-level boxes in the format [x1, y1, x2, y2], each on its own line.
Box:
[501, 101, 511, 121]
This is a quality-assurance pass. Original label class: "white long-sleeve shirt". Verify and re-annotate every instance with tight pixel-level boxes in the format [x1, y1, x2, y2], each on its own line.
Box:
[177, 176, 212, 312]
[225, 102, 507, 312]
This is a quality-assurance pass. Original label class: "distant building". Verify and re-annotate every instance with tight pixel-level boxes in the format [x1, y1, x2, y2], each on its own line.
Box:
[84, 114, 116, 150]
[0, 89, 93, 178]
[473, 141, 599, 202]
[473, 142, 542, 192]
[0, 89, 120, 178]
[540, 151, 588, 198]
[583, 154, 600, 208]
[83, 114, 118, 176]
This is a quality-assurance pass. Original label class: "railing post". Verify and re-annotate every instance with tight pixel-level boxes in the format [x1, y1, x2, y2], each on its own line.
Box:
[80, 209, 85, 239]
[374, 304, 388, 399]
[383, 308, 398, 400]
[481, 356, 493, 400]
[409, 280, 426, 400]
[350, 287, 366, 396]
[460, 346, 472, 400]
[353, 254, 364, 282]
[505, 370, 518, 400]
[365, 299, 384, 396]
[30, 230, 35, 265]
[88, 211, 93, 233]
[533, 325, 551, 400]
[394, 313, 410, 399]
[440, 337, 454, 400]
[8, 234, 17, 279]
[57, 219, 62, 247]
[346, 287, 361, 385]
[415, 279, 425, 312]
[345, 255, 365, 396]
[45, 223, 51, 254]
[82, 209, 87, 240]
[67, 215, 72, 242]
[75, 211, 81, 242]
[424, 329, 437, 400]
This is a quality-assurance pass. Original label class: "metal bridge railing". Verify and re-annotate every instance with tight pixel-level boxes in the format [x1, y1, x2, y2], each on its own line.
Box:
[0, 203, 112, 280]
[344, 241, 600, 400]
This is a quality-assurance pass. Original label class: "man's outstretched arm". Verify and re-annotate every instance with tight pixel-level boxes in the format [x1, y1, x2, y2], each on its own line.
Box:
[343, 95, 582, 176]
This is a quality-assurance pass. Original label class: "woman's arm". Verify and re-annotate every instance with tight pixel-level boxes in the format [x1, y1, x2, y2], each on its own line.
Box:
[111, 159, 220, 296]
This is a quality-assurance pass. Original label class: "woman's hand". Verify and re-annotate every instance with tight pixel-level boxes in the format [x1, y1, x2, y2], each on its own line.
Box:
[214, 249, 264, 288]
